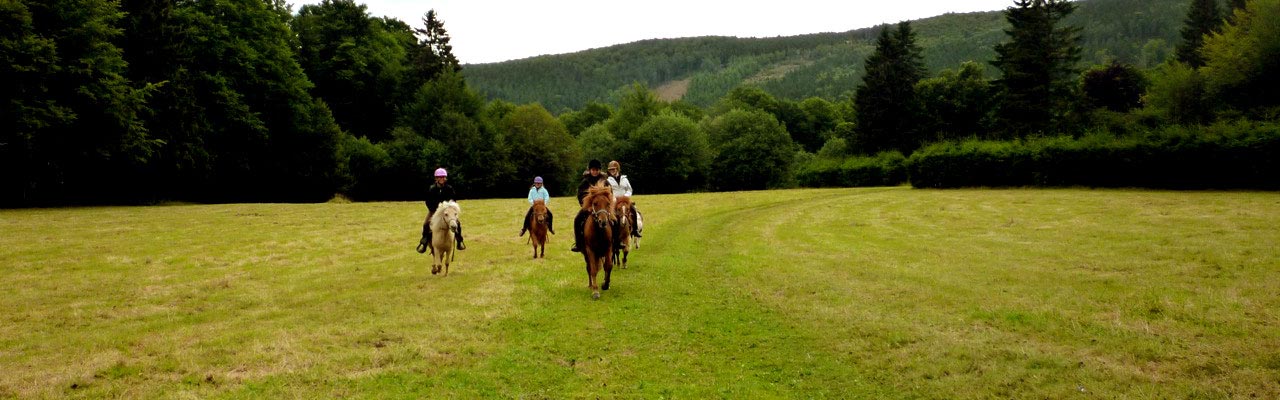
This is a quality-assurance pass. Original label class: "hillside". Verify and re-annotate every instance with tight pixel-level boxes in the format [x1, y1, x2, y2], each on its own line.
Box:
[464, 0, 1187, 112]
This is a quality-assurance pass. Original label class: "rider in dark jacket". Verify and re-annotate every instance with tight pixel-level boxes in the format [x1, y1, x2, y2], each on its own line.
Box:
[571, 159, 610, 252]
[418, 168, 466, 253]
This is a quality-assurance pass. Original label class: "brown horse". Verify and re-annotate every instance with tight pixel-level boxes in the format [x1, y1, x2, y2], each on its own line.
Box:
[527, 199, 549, 259]
[613, 196, 634, 269]
[581, 185, 615, 299]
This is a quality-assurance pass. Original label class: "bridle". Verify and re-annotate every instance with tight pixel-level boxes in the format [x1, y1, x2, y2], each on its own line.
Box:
[589, 204, 612, 227]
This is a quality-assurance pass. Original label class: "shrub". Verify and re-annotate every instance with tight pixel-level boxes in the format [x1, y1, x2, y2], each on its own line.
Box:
[906, 121, 1280, 189]
[797, 152, 908, 188]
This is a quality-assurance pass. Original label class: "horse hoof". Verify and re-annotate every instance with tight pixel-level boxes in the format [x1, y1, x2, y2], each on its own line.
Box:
[592, 292, 601, 300]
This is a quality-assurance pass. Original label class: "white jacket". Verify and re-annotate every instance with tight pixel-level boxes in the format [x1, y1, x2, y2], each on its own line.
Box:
[608, 174, 632, 198]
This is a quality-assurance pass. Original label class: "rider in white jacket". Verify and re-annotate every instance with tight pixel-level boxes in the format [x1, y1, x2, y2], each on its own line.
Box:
[606, 160, 641, 238]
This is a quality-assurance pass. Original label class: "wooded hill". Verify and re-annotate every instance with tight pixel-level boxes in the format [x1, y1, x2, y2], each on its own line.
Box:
[464, 0, 1187, 112]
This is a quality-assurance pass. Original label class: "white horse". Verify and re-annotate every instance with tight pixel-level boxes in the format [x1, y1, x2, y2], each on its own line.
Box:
[430, 201, 460, 276]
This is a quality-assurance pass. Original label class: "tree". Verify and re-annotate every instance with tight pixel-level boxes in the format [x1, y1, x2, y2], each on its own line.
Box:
[704, 109, 797, 191]
[916, 61, 997, 141]
[398, 70, 512, 197]
[1201, 0, 1280, 116]
[854, 22, 927, 154]
[1, 0, 154, 205]
[1145, 63, 1216, 125]
[1175, 0, 1223, 68]
[406, 9, 461, 90]
[799, 97, 842, 142]
[292, 0, 412, 141]
[991, 0, 1083, 137]
[559, 101, 613, 137]
[622, 112, 711, 194]
[606, 83, 665, 141]
[1082, 61, 1148, 112]
[1226, 0, 1249, 22]
[502, 104, 582, 197]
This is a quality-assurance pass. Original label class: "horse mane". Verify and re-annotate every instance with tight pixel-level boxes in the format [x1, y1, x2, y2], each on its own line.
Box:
[431, 201, 460, 227]
[614, 196, 632, 208]
[581, 185, 612, 211]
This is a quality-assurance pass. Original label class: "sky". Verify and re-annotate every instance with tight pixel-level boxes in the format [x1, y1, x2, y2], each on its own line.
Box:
[290, 0, 1020, 64]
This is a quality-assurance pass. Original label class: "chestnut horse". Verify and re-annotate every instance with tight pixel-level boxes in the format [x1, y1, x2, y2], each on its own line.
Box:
[430, 201, 460, 276]
[613, 196, 634, 269]
[527, 199, 549, 259]
[581, 185, 615, 299]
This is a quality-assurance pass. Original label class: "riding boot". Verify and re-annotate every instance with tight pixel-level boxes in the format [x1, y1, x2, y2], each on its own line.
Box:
[520, 206, 532, 236]
[455, 221, 466, 250]
[547, 210, 556, 235]
[417, 219, 431, 254]
[419, 228, 432, 254]
[571, 210, 587, 252]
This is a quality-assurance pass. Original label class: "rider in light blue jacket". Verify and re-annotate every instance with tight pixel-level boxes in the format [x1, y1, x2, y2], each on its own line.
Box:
[520, 176, 555, 237]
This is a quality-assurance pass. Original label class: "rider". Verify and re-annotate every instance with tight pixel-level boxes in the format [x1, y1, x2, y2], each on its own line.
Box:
[417, 167, 466, 254]
[519, 176, 555, 237]
[606, 160, 641, 238]
[571, 159, 610, 252]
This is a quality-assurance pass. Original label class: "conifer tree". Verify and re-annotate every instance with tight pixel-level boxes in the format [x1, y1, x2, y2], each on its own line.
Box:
[407, 10, 462, 90]
[1175, 0, 1223, 67]
[853, 21, 926, 154]
[1226, 0, 1249, 22]
[991, 0, 1082, 137]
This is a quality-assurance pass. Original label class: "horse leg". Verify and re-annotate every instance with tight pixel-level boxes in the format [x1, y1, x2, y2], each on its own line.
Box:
[602, 251, 614, 291]
[443, 250, 450, 277]
[589, 257, 600, 300]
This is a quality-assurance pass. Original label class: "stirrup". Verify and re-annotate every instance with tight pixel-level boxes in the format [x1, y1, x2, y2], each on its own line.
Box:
[416, 238, 428, 254]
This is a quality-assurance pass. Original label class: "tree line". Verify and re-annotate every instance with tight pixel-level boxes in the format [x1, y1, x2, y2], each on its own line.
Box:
[3, 0, 1276, 207]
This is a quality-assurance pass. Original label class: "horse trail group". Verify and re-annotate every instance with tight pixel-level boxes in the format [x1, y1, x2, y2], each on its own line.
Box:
[415, 160, 643, 300]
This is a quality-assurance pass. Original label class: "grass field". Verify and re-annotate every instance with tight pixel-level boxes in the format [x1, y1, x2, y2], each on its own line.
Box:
[2, 187, 1279, 398]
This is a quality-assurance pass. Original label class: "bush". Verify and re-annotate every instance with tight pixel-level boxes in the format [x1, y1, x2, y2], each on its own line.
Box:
[797, 152, 908, 187]
[906, 121, 1280, 189]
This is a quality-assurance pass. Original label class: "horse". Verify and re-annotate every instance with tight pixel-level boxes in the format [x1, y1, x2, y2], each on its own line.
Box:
[527, 199, 549, 259]
[613, 196, 634, 269]
[581, 185, 615, 299]
[430, 201, 460, 276]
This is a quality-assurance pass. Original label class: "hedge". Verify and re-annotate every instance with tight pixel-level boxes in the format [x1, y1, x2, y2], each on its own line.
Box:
[797, 152, 908, 187]
[906, 121, 1280, 189]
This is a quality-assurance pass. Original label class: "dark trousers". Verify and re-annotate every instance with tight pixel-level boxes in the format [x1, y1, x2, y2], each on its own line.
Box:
[522, 206, 554, 233]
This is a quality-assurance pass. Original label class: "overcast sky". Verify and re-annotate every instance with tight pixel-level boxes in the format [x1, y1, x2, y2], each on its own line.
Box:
[290, 0, 1020, 64]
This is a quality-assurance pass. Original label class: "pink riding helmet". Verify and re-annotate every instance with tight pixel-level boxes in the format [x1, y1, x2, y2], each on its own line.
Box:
[434, 168, 447, 177]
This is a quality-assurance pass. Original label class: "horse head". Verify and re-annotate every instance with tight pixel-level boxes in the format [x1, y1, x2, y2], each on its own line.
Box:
[583, 185, 613, 229]
[614, 196, 632, 227]
[532, 199, 548, 224]
[436, 201, 461, 230]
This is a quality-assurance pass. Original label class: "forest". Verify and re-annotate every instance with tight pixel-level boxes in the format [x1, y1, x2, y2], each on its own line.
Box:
[2, 0, 1277, 206]
[465, 0, 1190, 112]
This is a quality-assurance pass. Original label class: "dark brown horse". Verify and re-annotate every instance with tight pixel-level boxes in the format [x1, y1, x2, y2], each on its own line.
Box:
[581, 185, 615, 299]
[528, 199, 549, 259]
[613, 195, 634, 269]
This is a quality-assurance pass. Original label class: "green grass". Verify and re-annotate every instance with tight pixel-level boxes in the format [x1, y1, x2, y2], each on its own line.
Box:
[2, 187, 1279, 398]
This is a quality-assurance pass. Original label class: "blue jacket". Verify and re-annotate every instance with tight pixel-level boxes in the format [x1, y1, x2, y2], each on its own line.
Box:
[527, 186, 550, 205]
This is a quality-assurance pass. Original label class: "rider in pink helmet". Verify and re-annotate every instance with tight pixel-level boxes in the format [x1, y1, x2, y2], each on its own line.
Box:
[418, 167, 465, 253]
